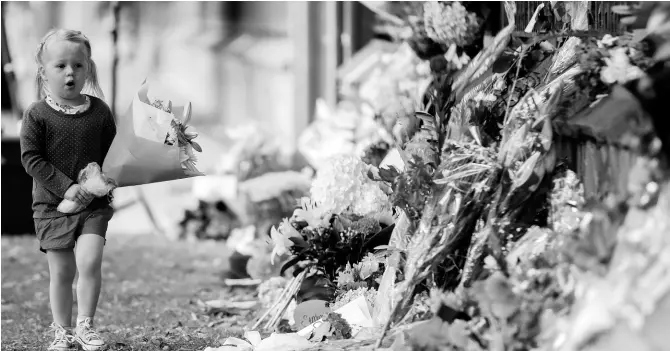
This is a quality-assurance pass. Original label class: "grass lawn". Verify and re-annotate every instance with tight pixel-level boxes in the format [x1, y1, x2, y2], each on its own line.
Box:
[1, 233, 255, 351]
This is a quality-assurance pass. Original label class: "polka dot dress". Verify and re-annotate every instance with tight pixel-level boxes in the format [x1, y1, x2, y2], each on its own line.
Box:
[19, 95, 117, 218]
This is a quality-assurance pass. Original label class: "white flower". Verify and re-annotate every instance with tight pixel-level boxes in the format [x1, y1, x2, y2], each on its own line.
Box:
[473, 91, 497, 104]
[184, 125, 198, 139]
[444, 44, 471, 70]
[357, 253, 381, 280]
[309, 155, 367, 213]
[352, 183, 393, 221]
[278, 218, 302, 239]
[336, 271, 356, 289]
[493, 78, 506, 92]
[179, 144, 196, 163]
[270, 219, 302, 264]
[458, 53, 471, 67]
[596, 34, 618, 48]
[336, 263, 357, 288]
[269, 227, 290, 265]
[423, 1, 481, 47]
[600, 47, 645, 84]
[292, 197, 329, 229]
[310, 155, 391, 218]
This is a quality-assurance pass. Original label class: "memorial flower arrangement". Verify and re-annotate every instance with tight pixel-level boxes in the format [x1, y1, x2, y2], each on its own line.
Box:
[269, 155, 393, 283]
[102, 81, 205, 187]
[423, 1, 482, 49]
[224, 3, 670, 351]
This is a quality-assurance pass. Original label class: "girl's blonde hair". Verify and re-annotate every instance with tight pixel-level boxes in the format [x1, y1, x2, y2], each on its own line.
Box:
[35, 29, 105, 100]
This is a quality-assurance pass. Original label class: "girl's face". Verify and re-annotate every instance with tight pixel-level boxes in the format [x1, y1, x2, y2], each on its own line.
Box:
[40, 40, 89, 103]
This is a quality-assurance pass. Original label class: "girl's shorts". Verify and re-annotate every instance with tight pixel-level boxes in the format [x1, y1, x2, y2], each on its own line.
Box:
[34, 206, 114, 253]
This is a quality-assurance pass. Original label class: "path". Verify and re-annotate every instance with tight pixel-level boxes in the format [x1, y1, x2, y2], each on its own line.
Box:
[1, 234, 252, 351]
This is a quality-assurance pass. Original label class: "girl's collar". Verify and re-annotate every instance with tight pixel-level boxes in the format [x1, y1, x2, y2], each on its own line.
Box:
[45, 95, 91, 115]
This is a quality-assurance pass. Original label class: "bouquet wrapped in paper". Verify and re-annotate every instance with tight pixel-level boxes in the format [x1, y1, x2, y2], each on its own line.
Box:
[102, 81, 204, 187]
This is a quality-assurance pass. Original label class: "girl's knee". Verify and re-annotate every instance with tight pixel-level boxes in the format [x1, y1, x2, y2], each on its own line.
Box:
[47, 249, 77, 283]
[76, 255, 103, 278]
[49, 260, 77, 282]
[51, 267, 77, 282]
[75, 234, 105, 277]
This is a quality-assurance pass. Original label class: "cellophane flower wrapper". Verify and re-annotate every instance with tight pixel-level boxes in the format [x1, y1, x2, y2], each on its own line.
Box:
[57, 162, 118, 214]
[332, 287, 378, 312]
[553, 179, 670, 351]
[102, 81, 204, 187]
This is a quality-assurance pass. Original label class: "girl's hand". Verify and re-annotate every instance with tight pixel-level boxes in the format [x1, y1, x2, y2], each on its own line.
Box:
[64, 184, 94, 204]
[57, 199, 87, 214]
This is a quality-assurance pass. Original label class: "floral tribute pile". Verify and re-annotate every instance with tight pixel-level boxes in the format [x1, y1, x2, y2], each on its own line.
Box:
[205, 2, 670, 351]
[261, 155, 394, 318]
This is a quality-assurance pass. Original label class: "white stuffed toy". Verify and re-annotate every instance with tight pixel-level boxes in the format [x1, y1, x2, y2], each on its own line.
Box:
[58, 162, 117, 213]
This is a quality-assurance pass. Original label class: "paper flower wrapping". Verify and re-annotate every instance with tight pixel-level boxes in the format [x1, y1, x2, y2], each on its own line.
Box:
[102, 81, 205, 187]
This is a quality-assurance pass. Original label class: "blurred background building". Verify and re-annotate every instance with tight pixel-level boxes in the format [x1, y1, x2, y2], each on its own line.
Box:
[1, 1, 377, 147]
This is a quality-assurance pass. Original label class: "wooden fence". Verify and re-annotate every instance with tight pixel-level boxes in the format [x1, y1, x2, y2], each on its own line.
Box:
[554, 135, 637, 200]
[510, 1, 637, 34]
[507, 2, 642, 200]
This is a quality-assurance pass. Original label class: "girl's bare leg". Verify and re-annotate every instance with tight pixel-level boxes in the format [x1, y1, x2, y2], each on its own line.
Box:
[74, 234, 105, 321]
[46, 249, 77, 327]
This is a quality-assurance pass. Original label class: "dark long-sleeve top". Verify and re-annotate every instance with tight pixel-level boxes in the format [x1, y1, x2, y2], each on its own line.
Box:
[19, 95, 116, 218]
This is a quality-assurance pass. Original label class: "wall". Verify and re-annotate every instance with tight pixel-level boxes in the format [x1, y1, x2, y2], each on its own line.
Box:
[2, 1, 295, 149]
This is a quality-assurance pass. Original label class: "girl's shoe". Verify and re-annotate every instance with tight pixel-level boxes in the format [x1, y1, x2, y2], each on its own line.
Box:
[47, 323, 74, 351]
[74, 318, 105, 351]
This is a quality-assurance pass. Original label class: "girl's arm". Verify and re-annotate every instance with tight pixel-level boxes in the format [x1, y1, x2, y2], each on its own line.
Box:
[19, 111, 75, 198]
[100, 108, 117, 161]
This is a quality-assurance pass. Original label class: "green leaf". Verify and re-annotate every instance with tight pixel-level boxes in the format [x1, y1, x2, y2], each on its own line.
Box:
[367, 168, 378, 181]
[415, 111, 434, 121]
[373, 245, 392, 251]
[453, 23, 515, 96]
[289, 236, 309, 249]
[190, 141, 202, 152]
[492, 53, 516, 73]
[280, 256, 304, 276]
[379, 166, 401, 182]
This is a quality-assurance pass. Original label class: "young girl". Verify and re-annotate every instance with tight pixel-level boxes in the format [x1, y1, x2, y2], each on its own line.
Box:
[19, 29, 116, 351]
